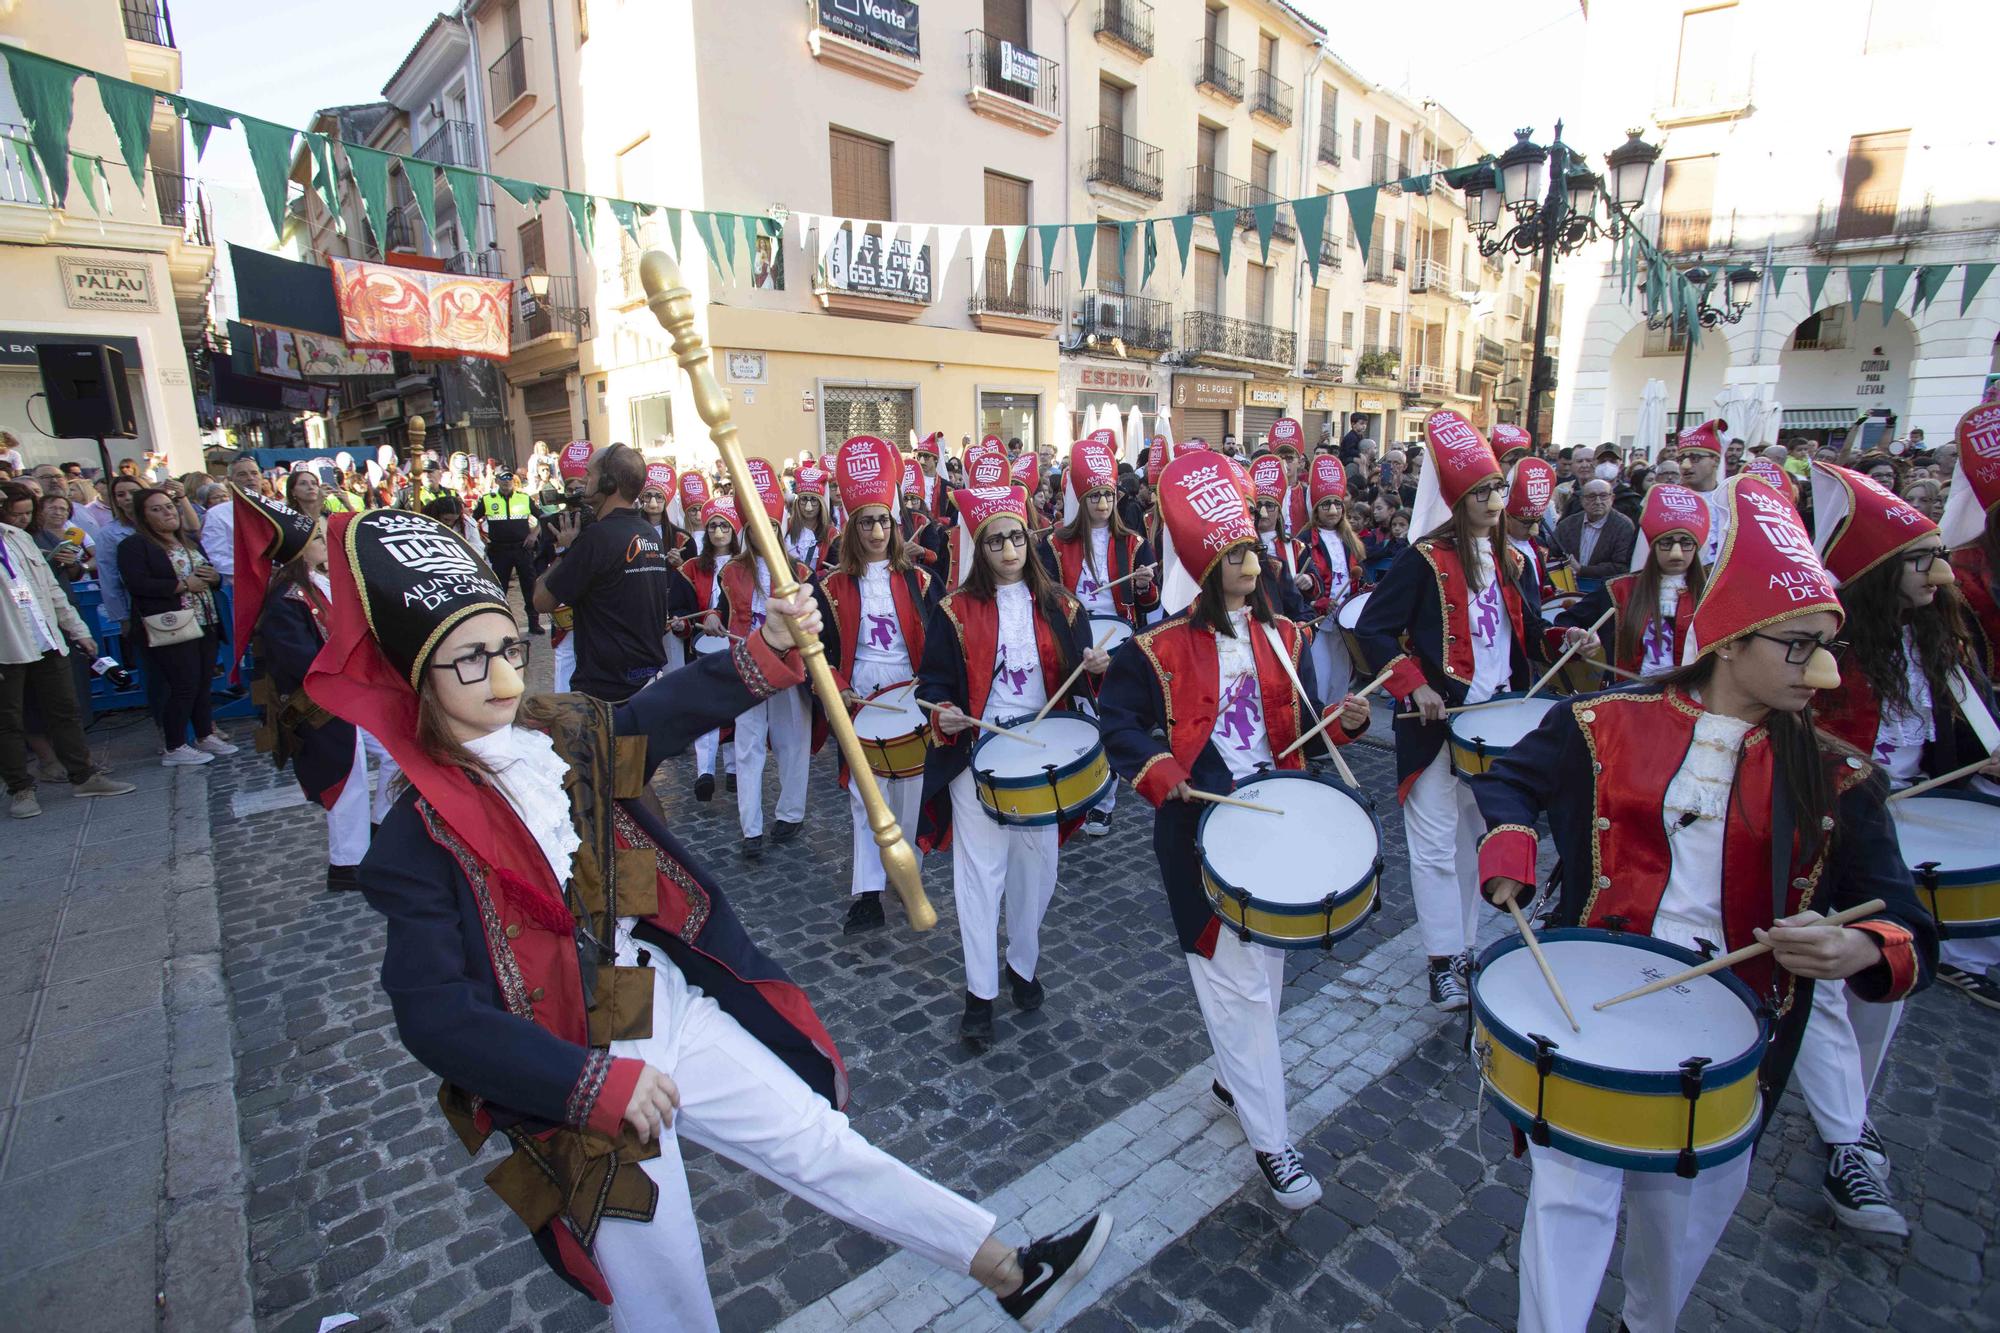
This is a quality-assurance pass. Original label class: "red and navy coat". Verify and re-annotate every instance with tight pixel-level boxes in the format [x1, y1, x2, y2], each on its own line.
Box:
[913, 585, 1093, 851]
[1953, 545, 1999, 678]
[1814, 650, 1995, 781]
[1553, 572, 1693, 677]
[1469, 684, 1934, 1122]
[1099, 611, 1366, 954]
[1037, 527, 1162, 622]
[720, 555, 815, 642]
[255, 586, 356, 809]
[1353, 536, 1550, 800]
[811, 562, 935, 785]
[1297, 526, 1368, 619]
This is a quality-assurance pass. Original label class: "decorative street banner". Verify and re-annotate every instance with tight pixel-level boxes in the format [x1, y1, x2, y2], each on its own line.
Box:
[328, 258, 512, 361]
[238, 321, 395, 379]
[816, 0, 918, 59]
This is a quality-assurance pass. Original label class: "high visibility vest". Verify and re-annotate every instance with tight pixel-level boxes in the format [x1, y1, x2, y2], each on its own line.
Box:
[419, 486, 452, 507]
[321, 490, 355, 513]
[481, 491, 531, 519]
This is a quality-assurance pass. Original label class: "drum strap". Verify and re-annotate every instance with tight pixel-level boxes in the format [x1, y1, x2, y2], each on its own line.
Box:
[1768, 760, 1795, 937]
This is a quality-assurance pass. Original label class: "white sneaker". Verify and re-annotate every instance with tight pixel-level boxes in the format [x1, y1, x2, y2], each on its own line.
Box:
[196, 734, 239, 756]
[162, 746, 215, 767]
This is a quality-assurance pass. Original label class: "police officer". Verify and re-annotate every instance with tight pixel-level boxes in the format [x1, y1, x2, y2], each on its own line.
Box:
[479, 469, 543, 635]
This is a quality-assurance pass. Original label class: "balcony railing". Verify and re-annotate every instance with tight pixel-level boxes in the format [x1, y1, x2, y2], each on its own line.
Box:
[150, 170, 212, 246]
[1094, 0, 1154, 57]
[1317, 237, 1343, 272]
[1187, 164, 1247, 215]
[967, 30, 1061, 118]
[1410, 259, 1455, 295]
[447, 247, 506, 279]
[0, 127, 44, 207]
[1235, 181, 1294, 242]
[122, 0, 174, 47]
[1370, 151, 1406, 191]
[1356, 345, 1401, 381]
[1657, 211, 1712, 253]
[1406, 364, 1451, 397]
[515, 274, 589, 343]
[1476, 336, 1506, 369]
[1363, 254, 1397, 285]
[1303, 339, 1348, 378]
[1078, 289, 1172, 351]
[488, 36, 530, 109]
[1814, 191, 1931, 247]
[1194, 39, 1243, 100]
[1391, 249, 1408, 271]
[1252, 69, 1294, 124]
[1456, 369, 1479, 397]
[1086, 126, 1163, 199]
[382, 203, 419, 252]
[1317, 120, 1342, 166]
[1182, 311, 1293, 365]
[970, 258, 1065, 323]
[414, 119, 479, 169]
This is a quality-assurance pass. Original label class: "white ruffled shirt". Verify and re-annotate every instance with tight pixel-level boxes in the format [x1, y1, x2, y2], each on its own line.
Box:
[1871, 628, 1935, 788]
[1214, 609, 1273, 780]
[1638, 574, 1686, 676]
[986, 580, 1047, 720]
[1075, 526, 1116, 615]
[1315, 528, 1350, 621]
[1467, 547, 1513, 705]
[464, 726, 580, 888]
[1653, 707, 1753, 952]
[854, 559, 910, 672]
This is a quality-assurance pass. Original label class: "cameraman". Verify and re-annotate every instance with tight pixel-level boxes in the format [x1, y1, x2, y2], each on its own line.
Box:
[534, 443, 672, 702]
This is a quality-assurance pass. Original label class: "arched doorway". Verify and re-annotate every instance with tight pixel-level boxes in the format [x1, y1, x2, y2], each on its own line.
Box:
[1774, 303, 1916, 444]
[1602, 319, 1732, 451]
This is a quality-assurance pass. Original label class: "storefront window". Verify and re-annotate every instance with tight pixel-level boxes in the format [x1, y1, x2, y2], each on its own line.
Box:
[630, 392, 673, 452]
[1073, 391, 1156, 446]
[824, 385, 915, 452]
[979, 392, 1040, 452]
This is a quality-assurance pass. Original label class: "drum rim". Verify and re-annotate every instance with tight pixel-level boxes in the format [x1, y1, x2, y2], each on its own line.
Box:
[971, 710, 1105, 789]
[1195, 770, 1385, 917]
[1475, 1068, 1763, 1174]
[1892, 789, 2000, 887]
[1470, 927, 1770, 1091]
[1208, 874, 1380, 948]
[1446, 690, 1558, 745]
[853, 680, 926, 741]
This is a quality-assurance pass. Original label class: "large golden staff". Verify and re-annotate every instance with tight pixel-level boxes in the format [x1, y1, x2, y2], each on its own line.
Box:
[640, 250, 936, 930]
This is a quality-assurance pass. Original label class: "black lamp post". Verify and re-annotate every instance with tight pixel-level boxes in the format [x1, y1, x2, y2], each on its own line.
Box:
[1646, 263, 1760, 441]
[1461, 124, 1660, 443]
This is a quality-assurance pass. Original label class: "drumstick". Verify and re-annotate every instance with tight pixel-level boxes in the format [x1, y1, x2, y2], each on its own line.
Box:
[1886, 756, 1992, 803]
[1258, 624, 1361, 787]
[1101, 562, 1158, 591]
[851, 696, 904, 713]
[914, 698, 1048, 747]
[1394, 697, 1519, 721]
[1509, 900, 1580, 1033]
[1182, 788, 1284, 815]
[1276, 665, 1396, 760]
[1591, 899, 1887, 1011]
[1581, 657, 1644, 681]
[1524, 606, 1616, 701]
[1031, 627, 1119, 725]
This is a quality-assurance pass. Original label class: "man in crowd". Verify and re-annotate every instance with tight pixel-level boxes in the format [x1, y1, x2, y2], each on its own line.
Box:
[1338, 412, 1368, 465]
[478, 469, 543, 636]
[200, 453, 267, 586]
[1554, 478, 1636, 582]
[534, 443, 672, 702]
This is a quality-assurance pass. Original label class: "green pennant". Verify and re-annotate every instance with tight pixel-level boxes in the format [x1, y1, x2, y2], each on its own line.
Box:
[1249, 201, 1278, 263]
[240, 116, 297, 237]
[1291, 194, 1329, 283]
[716, 212, 739, 272]
[1345, 187, 1378, 265]
[68, 152, 102, 215]
[1140, 220, 1158, 290]
[665, 207, 683, 260]
[179, 98, 234, 159]
[495, 175, 550, 208]
[94, 74, 153, 190]
[1207, 210, 1235, 273]
[1404, 172, 1431, 196]
[1170, 214, 1195, 274]
[1805, 265, 1832, 310]
[1002, 224, 1028, 275]
[1766, 264, 1788, 296]
[1037, 222, 1062, 272]
[690, 210, 726, 277]
[1115, 221, 1135, 284]
[3, 47, 80, 206]
[11, 134, 45, 204]
[561, 189, 594, 250]
[1962, 262, 1995, 315]
[742, 212, 763, 261]
[1071, 222, 1095, 280]
[1846, 265, 1876, 320]
[1877, 265, 1913, 324]
[404, 158, 437, 243]
[343, 143, 395, 252]
[442, 164, 482, 239]
[609, 198, 640, 242]
[1912, 264, 1950, 313]
[308, 134, 341, 231]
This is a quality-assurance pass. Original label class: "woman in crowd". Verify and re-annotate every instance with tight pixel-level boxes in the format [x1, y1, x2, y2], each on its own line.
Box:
[1248, 455, 1312, 620]
[118, 487, 237, 766]
[783, 459, 834, 575]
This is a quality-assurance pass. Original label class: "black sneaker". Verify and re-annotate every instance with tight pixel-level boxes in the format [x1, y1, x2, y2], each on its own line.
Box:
[527, 623, 546, 636]
[1083, 809, 1111, 837]
[1255, 1144, 1323, 1211]
[726, 773, 737, 793]
[1428, 957, 1469, 1012]
[1209, 1079, 1239, 1122]
[1858, 1119, 1890, 1180]
[960, 992, 995, 1049]
[1822, 1143, 1907, 1236]
[326, 864, 360, 893]
[772, 818, 804, 843]
[1938, 963, 2000, 1010]
[997, 1211, 1114, 1330]
[694, 773, 716, 802]
[1007, 964, 1045, 1012]
[742, 835, 763, 861]
[843, 892, 885, 935]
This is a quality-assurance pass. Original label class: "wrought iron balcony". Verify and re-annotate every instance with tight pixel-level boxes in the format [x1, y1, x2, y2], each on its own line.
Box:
[1252, 69, 1294, 125]
[414, 119, 479, 169]
[1656, 211, 1712, 254]
[0, 125, 41, 207]
[1187, 164, 1248, 216]
[150, 170, 211, 245]
[122, 0, 174, 47]
[1317, 121, 1342, 166]
[488, 36, 530, 109]
[1813, 191, 1931, 248]
[1094, 0, 1154, 57]
[1363, 254, 1397, 285]
[1303, 339, 1348, 378]
[1078, 289, 1173, 352]
[1317, 236, 1343, 271]
[1086, 126, 1163, 199]
[1194, 39, 1243, 100]
[1182, 311, 1293, 365]
[1370, 151, 1406, 191]
[515, 273, 589, 343]
[967, 30, 1061, 118]
[970, 258, 1065, 323]
[1475, 336, 1506, 370]
[1234, 181, 1294, 242]
[447, 248, 506, 278]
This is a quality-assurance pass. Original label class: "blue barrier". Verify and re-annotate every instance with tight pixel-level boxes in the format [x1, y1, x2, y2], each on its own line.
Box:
[70, 577, 258, 723]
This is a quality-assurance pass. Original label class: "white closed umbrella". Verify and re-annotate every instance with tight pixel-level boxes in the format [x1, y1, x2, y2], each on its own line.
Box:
[1712, 384, 1762, 450]
[1749, 395, 1785, 450]
[1124, 404, 1147, 469]
[1636, 378, 1668, 462]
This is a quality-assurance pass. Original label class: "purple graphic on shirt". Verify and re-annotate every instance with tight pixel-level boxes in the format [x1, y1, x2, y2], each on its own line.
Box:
[1216, 674, 1261, 751]
[995, 647, 1033, 696]
[1641, 615, 1674, 669]
[1874, 737, 1896, 765]
[1471, 585, 1502, 649]
[865, 612, 896, 649]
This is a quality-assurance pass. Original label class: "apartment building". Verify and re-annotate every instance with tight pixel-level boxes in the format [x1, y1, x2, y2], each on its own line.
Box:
[1551, 0, 2000, 448]
[0, 0, 213, 472]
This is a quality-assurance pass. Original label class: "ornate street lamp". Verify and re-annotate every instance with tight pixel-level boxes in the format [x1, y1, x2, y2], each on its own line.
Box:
[1646, 263, 1763, 432]
[1496, 130, 1547, 216]
[1604, 129, 1662, 214]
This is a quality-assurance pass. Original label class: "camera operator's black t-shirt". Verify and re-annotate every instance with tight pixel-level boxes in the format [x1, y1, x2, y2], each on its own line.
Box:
[542, 506, 672, 701]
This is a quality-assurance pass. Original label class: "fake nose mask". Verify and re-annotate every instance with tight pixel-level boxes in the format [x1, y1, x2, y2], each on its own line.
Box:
[1238, 547, 1262, 579]
[487, 654, 525, 700]
[1802, 647, 1841, 691]
[1926, 556, 1957, 588]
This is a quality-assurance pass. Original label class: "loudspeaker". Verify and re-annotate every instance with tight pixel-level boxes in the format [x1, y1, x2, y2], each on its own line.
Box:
[36, 343, 138, 440]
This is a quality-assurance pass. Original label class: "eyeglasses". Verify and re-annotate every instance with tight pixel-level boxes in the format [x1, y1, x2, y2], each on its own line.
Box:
[431, 638, 529, 685]
[1253, 500, 1280, 514]
[1747, 631, 1846, 665]
[1653, 535, 1698, 552]
[1223, 546, 1256, 567]
[853, 514, 895, 531]
[980, 529, 1030, 552]
[1465, 482, 1510, 504]
[1902, 546, 1944, 573]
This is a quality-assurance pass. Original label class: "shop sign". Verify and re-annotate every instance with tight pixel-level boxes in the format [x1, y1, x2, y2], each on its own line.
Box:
[1303, 386, 1340, 412]
[1358, 396, 1388, 412]
[1077, 365, 1153, 392]
[1247, 381, 1288, 408]
[1857, 356, 1891, 398]
[58, 258, 156, 312]
[1172, 374, 1241, 410]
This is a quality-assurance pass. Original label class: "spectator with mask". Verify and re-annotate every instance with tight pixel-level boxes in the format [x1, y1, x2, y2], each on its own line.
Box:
[534, 443, 673, 702]
[1553, 478, 1637, 583]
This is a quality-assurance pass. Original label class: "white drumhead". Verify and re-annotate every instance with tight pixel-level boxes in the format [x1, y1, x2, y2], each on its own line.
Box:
[693, 635, 729, 655]
[854, 682, 923, 740]
[1091, 615, 1133, 652]
[1481, 938, 1760, 1069]
[1891, 796, 1996, 872]
[1203, 778, 1377, 906]
[1544, 595, 1580, 618]
[1337, 591, 1372, 631]
[1450, 697, 1555, 749]
[979, 715, 1101, 776]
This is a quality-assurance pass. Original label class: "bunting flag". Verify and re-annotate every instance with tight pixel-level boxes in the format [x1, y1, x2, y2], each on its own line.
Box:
[179, 97, 233, 159]
[2, 45, 79, 204]
[1141, 220, 1158, 290]
[406, 158, 438, 242]
[562, 189, 594, 250]
[1963, 262, 1995, 315]
[1805, 265, 1832, 310]
[1115, 220, 1133, 286]
[1002, 223, 1028, 276]
[240, 117, 298, 236]
[1070, 222, 1095, 281]
[1207, 209, 1234, 273]
[609, 198, 640, 243]
[1037, 221, 1062, 273]
[1766, 264, 1788, 297]
[1293, 192, 1328, 283]
[1170, 213, 1194, 274]
[664, 206, 683, 260]
[309, 134, 342, 234]
[1877, 264, 1913, 324]
[343, 143, 395, 252]
[442, 164, 483, 238]
[494, 176, 550, 209]
[1846, 265, 1876, 320]
[68, 151, 103, 215]
[1345, 186, 1378, 265]
[94, 74, 152, 190]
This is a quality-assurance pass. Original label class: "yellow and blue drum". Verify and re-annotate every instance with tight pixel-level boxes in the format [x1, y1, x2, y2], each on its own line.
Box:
[970, 711, 1112, 827]
[851, 681, 928, 780]
[1890, 790, 2000, 938]
[1447, 692, 1557, 775]
[1197, 772, 1382, 948]
[1471, 928, 1768, 1176]
[1548, 562, 1580, 595]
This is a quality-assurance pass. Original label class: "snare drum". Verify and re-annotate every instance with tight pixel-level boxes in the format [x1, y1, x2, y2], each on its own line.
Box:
[852, 681, 927, 780]
[1089, 613, 1134, 657]
[1541, 596, 1602, 695]
[1471, 929, 1768, 1175]
[1447, 693, 1557, 775]
[1197, 772, 1381, 949]
[1548, 562, 1580, 595]
[692, 634, 730, 657]
[1336, 592, 1374, 676]
[969, 711, 1112, 827]
[1890, 790, 2000, 938]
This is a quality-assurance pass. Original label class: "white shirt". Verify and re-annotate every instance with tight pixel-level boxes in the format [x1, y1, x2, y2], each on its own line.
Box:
[1074, 526, 1116, 615]
[464, 726, 581, 889]
[1314, 528, 1349, 620]
[1654, 708, 1754, 952]
[1466, 547, 1513, 705]
[1637, 574, 1686, 676]
[853, 559, 910, 672]
[985, 581, 1047, 720]
[785, 526, 820, 570]
[200, 501, 236, 578]
[1213, 610, 1274, 780]
[1872, 629, 1935, 788]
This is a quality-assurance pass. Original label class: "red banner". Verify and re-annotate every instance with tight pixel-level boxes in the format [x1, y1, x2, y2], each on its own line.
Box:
[329, 257, 512, 361]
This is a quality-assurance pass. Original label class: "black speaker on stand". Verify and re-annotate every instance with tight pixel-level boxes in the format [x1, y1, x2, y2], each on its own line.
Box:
[36, 342, 138, 479]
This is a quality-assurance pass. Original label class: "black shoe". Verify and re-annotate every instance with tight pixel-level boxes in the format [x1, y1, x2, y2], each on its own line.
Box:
[527, 623, 546, 636]
[1822, 1143, 1907, 1236]
[772, 818, 804, 843]
[998, 1211, 1114, 1330]
[1255, 1145, 1323, 1210]
[694, 773, 715, 802]
[741, 835, 763, 861]
[960, 992, 995, 1049]
[1428, 957, 1469, 1012]
[1007, 964, 1045, 1012]
[843, 892, 885, 935]
[326, 864, 360, 893]
[1209, 1079, 1239, 1121]
[726, 774, 737, 793]
[1938, 963, 2000, 1010]
[1082, 809, 1111, 837]
[1858, 1119, 1890, 1180]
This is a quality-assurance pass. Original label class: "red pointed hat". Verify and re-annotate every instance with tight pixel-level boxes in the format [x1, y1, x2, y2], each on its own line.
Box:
[1677, 418, 1727, 458]
[643, 461, 675, 496]
[743, 456, 785, 522]
[1308, 453, 1348, 507]
[1144, 436, 1175, 487]
[1266, 417, 1305, 455]
[1068, 437, 1118, 500]
[1410, 410, 1501, 537]
[1742, 457, 1797, 508]
[698, 495, 740, 532]
[794, 458, 830, 498]
[952, 483, 1029, 577]
[1639, 483, 1712, 549]
[1248, 454, 1287, 501]
[981, 434, 1004, 452]
[834, 435, 898, 514]
[965, 443, 1011, 487]
[1505, 456, 1558, 520]
[1156, 451, 1258, 615]
[1686, 475, 1841, 662]
[1489, 423, 1533, 460]
[1810, 461, 1936, 586]
[678, 471, 710, 513]
[1012, 452, 1040, 494]
[915, 431, 943, 459]
[557, 440, 594, 479]
[228, 483, 319, 683]
[899, 458, 925, 498]
[1941, 400, 2000, 549]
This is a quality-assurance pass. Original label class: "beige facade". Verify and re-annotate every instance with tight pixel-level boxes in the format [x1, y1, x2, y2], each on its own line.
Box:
[0, 0, 213, 474]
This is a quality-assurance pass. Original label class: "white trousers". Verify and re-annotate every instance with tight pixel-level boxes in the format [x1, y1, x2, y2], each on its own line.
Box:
[1941, 934, 2000, 975]
[1844, 991, 1904, 1097]
[1518, 1143, 1751, 1333]
[733, 686, 809, 837]
[1403, 748, 1482, 958]
[661, 634, 687, 671]
[1308, 615, 1354, 705]
[846, 661, 924, 897]
[1186, 929, 1290, 1154]
[594, 958, 996, 1333]
[326, 728, 399, 867]
[947, 768, 1059, 1000]
[1792, 979, 1868, 1145]
[553, 636, 576, 693]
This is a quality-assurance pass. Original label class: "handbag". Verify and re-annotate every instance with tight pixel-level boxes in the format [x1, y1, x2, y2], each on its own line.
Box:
[142, 608, 202, 648]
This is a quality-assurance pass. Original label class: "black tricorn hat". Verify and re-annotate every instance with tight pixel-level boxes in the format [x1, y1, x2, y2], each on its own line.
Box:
[342, 508, 510, 690]
[231, 482, 316, 566]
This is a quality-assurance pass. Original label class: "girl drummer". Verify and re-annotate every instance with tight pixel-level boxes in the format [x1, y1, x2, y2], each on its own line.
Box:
[1353, 411, 1595, 1010]
[813, 436, 934, 935]
[1100, 451, 1370, 1210]
[1296, 453, 1368, 702]
[1944, 400, 2000, 680]
[917, 483, 1104, 1050]
[898, 458, 947, 578]
[721, 478, 815, 858]
[682, 497, 740, 804]
[1501, 455, 1561, 599]
[1248, 454, 1312, 621]
[1554, 483, 1710, 680]
[784, 459, 834, 574]
[1471, 474, 1935, 1333]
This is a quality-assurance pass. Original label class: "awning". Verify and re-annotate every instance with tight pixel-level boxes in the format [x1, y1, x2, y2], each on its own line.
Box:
[1782, 408, 1861, 430]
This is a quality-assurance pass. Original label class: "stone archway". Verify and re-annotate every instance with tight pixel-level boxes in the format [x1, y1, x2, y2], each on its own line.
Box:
[1600, 319, 1732, 448]
[1774, 302, 1916, 431]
